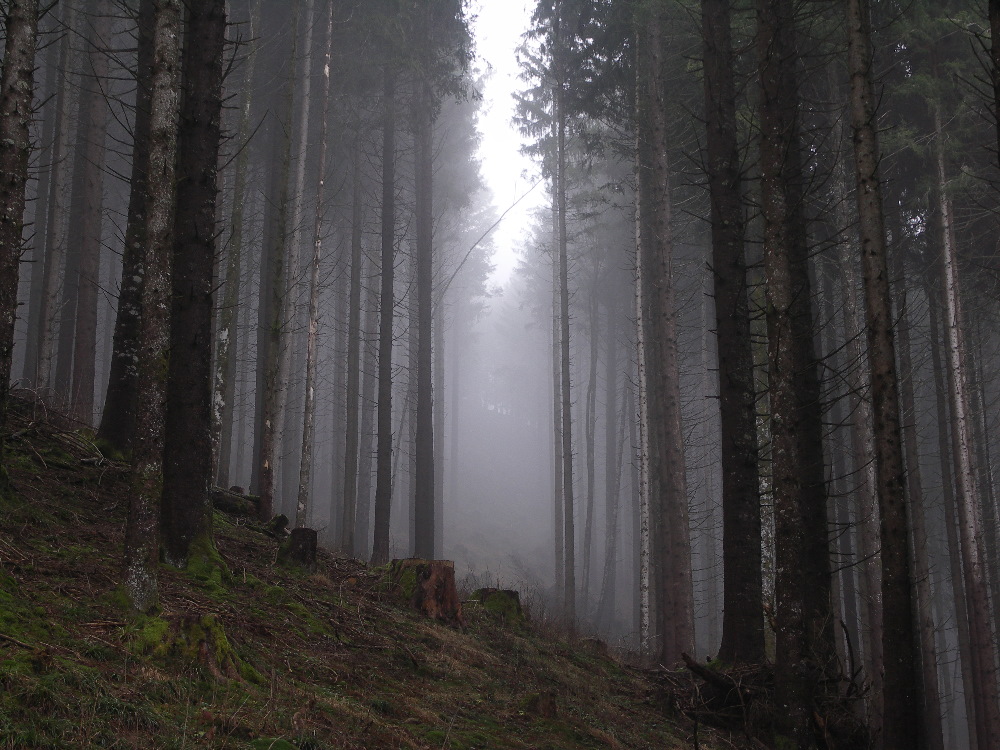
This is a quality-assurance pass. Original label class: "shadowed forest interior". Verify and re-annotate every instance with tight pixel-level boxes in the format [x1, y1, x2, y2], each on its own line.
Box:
[3, 0, 1000, 748]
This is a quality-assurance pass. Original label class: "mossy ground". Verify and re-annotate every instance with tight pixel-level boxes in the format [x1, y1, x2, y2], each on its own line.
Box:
[0, 400, 746, 749]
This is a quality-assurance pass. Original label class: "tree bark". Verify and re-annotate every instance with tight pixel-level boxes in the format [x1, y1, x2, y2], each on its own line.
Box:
[296, 0, 334, 530]
[0, 0, 38, 489]
[927, 273, 979, 749]
[355, 260, 379, 560]
[933, 112, 1000, 750]
[98, 0, 155, 452]
[893, 247, 945, 750]
[413, 70, 436, 560]
[756, 0, 835, 743]
[123, 0, 182, 612]
[700, 0, 763, 665]
[212, 0, 262, 487]
[845, 0, 920, 742]
[581, 269, 599, 609]
[341, 138, 364, 555]
[253, 0, 300, 520]
[635, 2, 693, 666]
[67, 0, 113, 424]
[34, 0, 77, 398]
[161, 0, 226, 569]
[371, 67, 397, 565]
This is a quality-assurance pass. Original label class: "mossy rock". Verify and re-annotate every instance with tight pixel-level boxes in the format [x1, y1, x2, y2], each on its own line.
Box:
[471, 588, 526, 628]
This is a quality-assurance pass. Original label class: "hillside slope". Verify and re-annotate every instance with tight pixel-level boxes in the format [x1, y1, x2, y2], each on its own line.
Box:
[0, 400, 736, 749]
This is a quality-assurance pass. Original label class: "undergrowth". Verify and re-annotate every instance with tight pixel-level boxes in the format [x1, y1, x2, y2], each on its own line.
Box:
[0, 399, 742, 749]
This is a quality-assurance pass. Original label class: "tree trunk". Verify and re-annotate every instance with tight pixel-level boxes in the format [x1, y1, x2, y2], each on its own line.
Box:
[846, 0, 920, 741]
[35, 0, 77, 398]
[635, 2, 693, 666]
[700, 0, 763, 665]
[413, 71, 435, 561]
[595, 294, 623, 633]
[550, 187, 565, 610]
[341, 139, 364, 555]
[933, 112, 1000, 750]
[67, 0, 112, 423]
[756, 0, 835, 743]
[355, 261, 379, 560]
[20, 12, 59, 390]
[371, 68, 397, 565]
[212, 0, 261, 486]
[123, 0, 182, 612]
[296, 0, 334, 530]
[927, 274, 979, 749]
[0, 0, 38, 489]
[161, 0, 226, 569]
[278, 0, 317, 515]
[581, 270, 599, 611]
[253, 0, 300, 519]
[893, 247, 945, 750]
[98, 0, 155, 452]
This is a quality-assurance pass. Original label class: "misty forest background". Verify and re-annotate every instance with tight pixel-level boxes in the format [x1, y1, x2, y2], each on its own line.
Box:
[3, 0, 1000, 748]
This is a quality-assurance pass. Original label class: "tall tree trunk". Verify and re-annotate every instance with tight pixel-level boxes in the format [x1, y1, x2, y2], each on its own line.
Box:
[296, 0, 334, 530]
[355, 259, 379, 559]
[701, 0, 763, 665]
[846, 0, 920, 741]
[35, 1, 77, 397]
[756, 0, 835, 743]
[123, 0, 182, 612]
[894, 248, 945, 750]
[279, 0, 317, 512]
[635, 2, 693, 666]
[553, 0, 577, 627]
[98, 0, 155, 452]
[927, 273, 979, 749]
[341, 140, 364, 555]
[633, 201, 651, 658]
[371, 68, 397, 565]
[253, 0, 300, 519]
[161, 0, 226, 568]
[413, 71, 435, 560]
[595, 294, 623, 632]
[550, 189, 565, 609]
[933, 113, 1000, 750]
[581, 271, 599, 610]
[67, 0, 113, 423]
[20, 13, 59, 390]
[0, 0, 38, 489]
[212, 0, 261, 486]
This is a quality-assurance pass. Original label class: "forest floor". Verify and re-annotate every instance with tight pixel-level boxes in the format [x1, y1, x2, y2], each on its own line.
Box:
[0, 398, 748, 750]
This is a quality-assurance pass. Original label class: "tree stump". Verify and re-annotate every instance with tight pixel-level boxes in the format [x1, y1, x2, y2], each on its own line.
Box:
[279, 527, 317, 572]
[387, 559, 464, 626]
[472, 587, 526, 627]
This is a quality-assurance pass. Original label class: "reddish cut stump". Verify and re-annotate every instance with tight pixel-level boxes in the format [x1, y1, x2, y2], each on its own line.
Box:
[388, 558, 464, 626]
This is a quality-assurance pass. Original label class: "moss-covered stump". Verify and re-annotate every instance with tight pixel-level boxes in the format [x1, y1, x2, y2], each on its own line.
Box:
[278, 527, 318, 572]
[132, 613, 258, 683]
[472, 587, 526, 628]
[387, 559, 465, 626]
